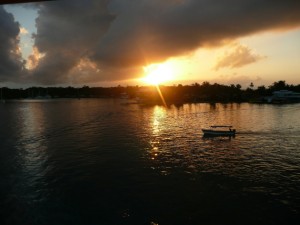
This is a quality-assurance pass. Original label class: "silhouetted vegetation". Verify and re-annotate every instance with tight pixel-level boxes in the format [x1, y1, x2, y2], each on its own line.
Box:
[1, 80, 300, 104]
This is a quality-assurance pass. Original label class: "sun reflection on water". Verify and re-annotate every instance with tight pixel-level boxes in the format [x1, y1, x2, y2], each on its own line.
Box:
[17, 104, 49, 191]
[149, 106, 167, 161]
[152, 106, 166, 135]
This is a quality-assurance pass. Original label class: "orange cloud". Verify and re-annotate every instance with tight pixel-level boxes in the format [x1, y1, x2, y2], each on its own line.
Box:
[20, 27, 28, 34]
[26, 47, 44, 70]
[214, 44, 266, 70]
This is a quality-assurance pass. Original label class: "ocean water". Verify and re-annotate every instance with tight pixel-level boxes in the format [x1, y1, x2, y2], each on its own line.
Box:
[0, 99, 299, 225]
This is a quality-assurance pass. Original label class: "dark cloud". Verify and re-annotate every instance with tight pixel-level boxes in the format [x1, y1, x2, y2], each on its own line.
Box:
[92, 0, 300, 68]
[0, 5, 25, 82]
[214, 44, 267, 70]
[29, 0, 115, 84]
[2, 0, 300, 85]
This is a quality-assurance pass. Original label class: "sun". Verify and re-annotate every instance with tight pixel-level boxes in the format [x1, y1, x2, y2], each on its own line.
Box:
[142, 63, 174, 85]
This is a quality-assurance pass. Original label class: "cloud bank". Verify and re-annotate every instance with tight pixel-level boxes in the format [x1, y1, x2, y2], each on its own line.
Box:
[0, 6, 25, 82]
[214, 44, 267, 70]
[1, 0, 300, 85]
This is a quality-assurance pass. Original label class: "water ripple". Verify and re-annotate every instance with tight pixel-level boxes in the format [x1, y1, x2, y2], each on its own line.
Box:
[1, 100, 299, 224]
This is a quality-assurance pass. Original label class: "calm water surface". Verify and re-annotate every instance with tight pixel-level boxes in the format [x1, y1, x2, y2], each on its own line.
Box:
[0, 99, 299, 225]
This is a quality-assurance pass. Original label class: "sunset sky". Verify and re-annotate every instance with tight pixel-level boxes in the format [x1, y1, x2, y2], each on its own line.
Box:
[1, 0, 300, 88]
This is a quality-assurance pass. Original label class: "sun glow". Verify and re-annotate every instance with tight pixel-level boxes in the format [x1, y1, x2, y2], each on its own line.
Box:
[142, 62, 174, 85]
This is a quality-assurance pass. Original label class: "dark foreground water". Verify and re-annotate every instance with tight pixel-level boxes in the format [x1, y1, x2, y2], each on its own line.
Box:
[0, 99, 299, 225]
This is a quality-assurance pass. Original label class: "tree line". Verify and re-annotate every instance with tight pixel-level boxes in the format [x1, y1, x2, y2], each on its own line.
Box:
[1, 80, 299, 103]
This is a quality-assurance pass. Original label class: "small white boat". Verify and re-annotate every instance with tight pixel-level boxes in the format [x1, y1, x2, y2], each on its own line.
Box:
[202, 125, 236, 136]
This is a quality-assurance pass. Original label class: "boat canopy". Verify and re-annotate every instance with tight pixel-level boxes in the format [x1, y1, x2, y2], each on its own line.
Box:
[211, 125, 233, 128]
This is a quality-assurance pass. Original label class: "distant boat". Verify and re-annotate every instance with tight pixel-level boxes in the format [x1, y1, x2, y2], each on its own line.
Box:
[268, 90, 300, 103]
[202, 125, 236, 136]
[120, 92, 129, 99]
[34, 95, 52, 99]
